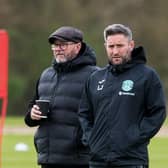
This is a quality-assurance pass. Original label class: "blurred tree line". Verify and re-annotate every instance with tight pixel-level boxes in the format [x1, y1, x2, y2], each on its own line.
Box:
[0, 0, 167, 115]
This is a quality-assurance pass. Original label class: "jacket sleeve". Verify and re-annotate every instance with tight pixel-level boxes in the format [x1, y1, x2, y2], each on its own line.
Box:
[24, 79, 42, 127]
[78, 78, 94, 146]
[139, 70, 166, 143]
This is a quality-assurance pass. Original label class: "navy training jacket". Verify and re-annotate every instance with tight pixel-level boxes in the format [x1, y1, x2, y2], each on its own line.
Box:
[79, 46, 166, 166]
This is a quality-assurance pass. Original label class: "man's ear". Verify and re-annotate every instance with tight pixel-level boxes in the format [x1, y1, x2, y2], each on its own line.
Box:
[75, 42, 82, 54]
[77, 42, 82, 49]
[129, 40, 135, 51]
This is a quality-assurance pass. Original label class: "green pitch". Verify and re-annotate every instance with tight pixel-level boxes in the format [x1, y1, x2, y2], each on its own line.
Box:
[2, 117, 40, 168]
[2, 134, 39, 168]
[149, 137, 168, 168]
[1, 117, 168, 168]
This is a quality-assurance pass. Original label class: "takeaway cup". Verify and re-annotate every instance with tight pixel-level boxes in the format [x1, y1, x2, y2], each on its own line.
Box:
[35, 100, 50, 118]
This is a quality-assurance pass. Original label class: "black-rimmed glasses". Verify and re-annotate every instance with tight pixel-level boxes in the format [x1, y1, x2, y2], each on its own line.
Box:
[51, 42, 76, 50]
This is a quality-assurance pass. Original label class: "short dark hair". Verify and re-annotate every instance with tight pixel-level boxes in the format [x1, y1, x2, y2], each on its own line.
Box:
[104, 24, 132, 41]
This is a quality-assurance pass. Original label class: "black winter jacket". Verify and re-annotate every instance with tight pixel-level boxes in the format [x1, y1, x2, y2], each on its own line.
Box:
[79, 46, 166, 166]
[24, 43, 99, 165]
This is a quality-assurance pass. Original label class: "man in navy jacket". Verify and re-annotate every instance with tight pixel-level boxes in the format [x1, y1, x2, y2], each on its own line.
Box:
[78, 24, 166, 168]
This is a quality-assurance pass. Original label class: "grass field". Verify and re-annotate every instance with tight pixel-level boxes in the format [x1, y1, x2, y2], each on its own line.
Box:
[1, 116, 168, 168]
[2, 117, 40, 168]
[149, 137, 168, 168]
[2, 134, 39, 168]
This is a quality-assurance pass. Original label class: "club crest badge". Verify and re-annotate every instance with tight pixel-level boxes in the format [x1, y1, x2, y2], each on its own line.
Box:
[121, 80, 134, 92]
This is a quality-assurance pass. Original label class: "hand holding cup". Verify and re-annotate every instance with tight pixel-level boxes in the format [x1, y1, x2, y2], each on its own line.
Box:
[35, 100, 50, 118]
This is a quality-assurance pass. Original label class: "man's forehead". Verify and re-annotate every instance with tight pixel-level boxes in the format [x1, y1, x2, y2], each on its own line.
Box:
[106, 34, 129, 43]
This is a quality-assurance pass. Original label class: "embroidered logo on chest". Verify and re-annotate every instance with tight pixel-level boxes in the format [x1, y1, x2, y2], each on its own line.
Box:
[97, 79, 105, 91]
[121, 80, 134, 91]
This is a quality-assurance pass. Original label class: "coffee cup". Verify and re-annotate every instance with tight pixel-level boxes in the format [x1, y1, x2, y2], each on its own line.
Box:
[35, 100, 50, 118]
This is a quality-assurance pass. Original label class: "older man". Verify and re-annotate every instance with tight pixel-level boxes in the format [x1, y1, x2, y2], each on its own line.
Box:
[25, 26, 99, 168]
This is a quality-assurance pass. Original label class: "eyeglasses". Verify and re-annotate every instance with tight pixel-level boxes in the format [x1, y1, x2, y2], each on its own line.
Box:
[51, 42, 76, 50]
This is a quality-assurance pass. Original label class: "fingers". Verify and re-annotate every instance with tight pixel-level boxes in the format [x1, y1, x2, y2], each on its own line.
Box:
[30, 105, 42, 120]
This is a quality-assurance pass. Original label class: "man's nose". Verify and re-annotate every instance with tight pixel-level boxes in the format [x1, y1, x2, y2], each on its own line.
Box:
[113, 46, 119, 54]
